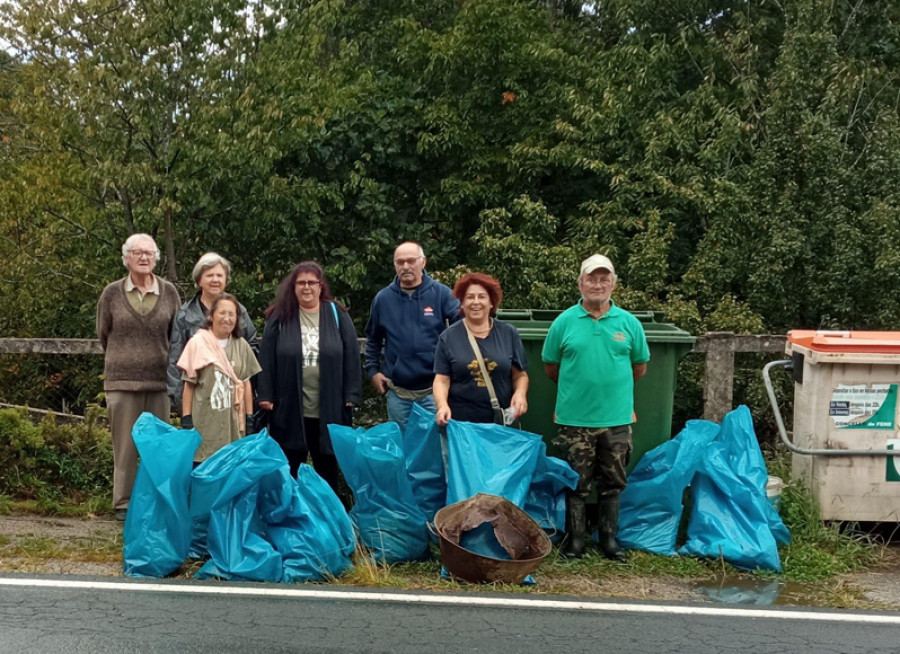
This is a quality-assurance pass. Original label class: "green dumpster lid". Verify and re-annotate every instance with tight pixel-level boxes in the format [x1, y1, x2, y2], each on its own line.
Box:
[496, 308, 696, 344]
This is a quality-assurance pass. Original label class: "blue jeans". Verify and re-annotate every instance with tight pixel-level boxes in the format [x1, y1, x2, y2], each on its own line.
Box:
[386, 389, 437, 435]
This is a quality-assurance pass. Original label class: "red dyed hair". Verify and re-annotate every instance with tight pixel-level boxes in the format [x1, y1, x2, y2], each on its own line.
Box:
[452, 272, 503, 317]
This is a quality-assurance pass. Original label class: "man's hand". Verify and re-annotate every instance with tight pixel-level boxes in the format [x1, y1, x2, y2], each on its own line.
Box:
[258, 401, 274, 411]
[370, 372, 389, 395]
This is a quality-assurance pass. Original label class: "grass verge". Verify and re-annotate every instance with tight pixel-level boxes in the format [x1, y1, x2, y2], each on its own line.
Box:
[767, 454, 883, 582]
[0, 494, 112, 519]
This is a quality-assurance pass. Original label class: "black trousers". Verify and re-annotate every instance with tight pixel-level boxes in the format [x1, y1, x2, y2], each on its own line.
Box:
[282, 417, 341, 494]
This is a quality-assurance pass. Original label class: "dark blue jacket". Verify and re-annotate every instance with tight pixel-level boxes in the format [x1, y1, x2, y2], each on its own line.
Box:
[364, 272, 460, 391]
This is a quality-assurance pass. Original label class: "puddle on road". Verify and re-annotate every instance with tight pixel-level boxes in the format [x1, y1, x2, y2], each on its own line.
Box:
[695, 577, 817, 606]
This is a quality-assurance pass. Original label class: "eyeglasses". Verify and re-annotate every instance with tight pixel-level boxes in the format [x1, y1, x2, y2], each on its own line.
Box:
[582, 276, 613, 287]
[129, 249, 156, 259]
[295, 281, 321, 288]
[394, 257, 423, 267]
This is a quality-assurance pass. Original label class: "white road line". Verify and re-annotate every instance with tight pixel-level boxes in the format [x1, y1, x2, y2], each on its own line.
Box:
[1, 576, 898, 625]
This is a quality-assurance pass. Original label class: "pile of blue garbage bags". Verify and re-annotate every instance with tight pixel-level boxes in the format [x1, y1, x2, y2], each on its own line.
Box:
[123, 403, 790, 580]
[123, 413, 356, 581]
[122, 407, 579, 580]
[618, 405, 791, 572]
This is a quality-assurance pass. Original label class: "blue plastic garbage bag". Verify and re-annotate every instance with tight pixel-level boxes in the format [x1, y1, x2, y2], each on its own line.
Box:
[618, 420, 720, 555]
[523, 443, 579, 538]
[187, 516, 209, 560]
[193, 431, 287, 582]
[403, 403, 447, 522]
[679, 406, 788, 572]
[329, 423, 429, 563]
[716, 406, 791, 546]
[196, 484, 283, 582]
[265, 465, 356, 582]
[190, 430, 285, 519]
[459, 522, 511, 560]
[187, 429, 286, 561]
[445, 421, 543, 507]
[123, 413, 200, 577]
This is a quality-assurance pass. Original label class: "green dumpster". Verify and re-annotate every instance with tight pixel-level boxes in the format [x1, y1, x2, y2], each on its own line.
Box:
[497, 309, 695, 473]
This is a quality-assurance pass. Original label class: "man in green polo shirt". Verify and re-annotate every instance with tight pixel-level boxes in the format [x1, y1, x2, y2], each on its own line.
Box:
[542, 254, 649, 560]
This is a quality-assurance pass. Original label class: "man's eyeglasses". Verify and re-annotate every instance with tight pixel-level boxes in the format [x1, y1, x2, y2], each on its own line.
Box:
[394, 257, 423, 267]
[129, 249, 156, 259]
[295, 281, 321, 288]
[582, 276, 613, 287]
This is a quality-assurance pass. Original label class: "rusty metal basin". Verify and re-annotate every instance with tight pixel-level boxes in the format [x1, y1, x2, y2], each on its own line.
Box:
[431, 493, 552, 585]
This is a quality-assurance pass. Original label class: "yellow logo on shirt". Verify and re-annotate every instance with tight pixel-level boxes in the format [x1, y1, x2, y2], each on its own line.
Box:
[612, 332, 627, 342]
[467, 358, 497, 387]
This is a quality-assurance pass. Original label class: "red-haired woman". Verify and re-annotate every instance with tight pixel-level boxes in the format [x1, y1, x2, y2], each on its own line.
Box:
[257, 262, 362, 489]
[433, 272, 528, 426]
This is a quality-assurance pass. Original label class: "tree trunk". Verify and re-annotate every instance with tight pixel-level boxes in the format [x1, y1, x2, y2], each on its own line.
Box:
[164, 206, 177, 281]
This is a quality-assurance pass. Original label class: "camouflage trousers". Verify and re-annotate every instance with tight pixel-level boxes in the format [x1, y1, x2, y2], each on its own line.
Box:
[553, 425, 632, 500]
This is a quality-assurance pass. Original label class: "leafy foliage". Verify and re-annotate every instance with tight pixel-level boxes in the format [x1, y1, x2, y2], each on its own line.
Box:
[0, 408, 113, 507]
[0, 0, 898, 424]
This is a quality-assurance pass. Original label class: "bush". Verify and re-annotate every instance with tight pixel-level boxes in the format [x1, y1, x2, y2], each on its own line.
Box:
[0, 407, 112, 505]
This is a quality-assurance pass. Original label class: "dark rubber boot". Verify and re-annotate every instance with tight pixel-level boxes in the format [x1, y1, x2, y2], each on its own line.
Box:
[597, 496, 627, 562]
[561, 496, 586, 559]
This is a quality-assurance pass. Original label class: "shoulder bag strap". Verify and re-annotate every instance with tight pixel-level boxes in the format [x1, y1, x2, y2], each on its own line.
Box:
[463, 319, 501, 412]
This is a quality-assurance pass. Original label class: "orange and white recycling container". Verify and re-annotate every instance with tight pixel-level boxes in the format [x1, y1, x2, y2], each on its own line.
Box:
[785, 330, 900, 521]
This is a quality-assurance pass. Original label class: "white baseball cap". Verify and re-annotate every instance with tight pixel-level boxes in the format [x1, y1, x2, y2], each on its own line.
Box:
[580, 254, 615, 276]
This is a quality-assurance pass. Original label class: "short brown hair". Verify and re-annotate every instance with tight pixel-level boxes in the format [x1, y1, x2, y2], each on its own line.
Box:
[452, 272, 503, 317]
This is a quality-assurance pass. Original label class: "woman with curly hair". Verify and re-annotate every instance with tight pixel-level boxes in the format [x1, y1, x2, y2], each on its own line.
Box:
[433, 272, 528, 426]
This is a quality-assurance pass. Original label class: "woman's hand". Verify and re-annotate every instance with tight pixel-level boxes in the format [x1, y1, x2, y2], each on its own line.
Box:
[258, 401, 274, 411]
[510, 392, 528, 419]
[436, 405, 452, 426]
[510, 368, 529, 419]
[432, 374, 452, 426]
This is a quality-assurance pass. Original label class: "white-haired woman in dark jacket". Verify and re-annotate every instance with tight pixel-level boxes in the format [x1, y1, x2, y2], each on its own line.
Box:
[167, 252, 258, 411]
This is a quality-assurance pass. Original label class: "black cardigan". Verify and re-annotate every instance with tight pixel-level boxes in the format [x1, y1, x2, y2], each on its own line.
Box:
[257, 301, 362, 453]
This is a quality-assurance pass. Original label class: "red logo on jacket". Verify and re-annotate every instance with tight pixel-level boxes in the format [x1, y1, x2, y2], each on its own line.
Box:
[424, 306, 434, 317]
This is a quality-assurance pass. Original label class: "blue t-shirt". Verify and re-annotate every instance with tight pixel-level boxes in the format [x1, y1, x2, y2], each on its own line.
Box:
[434, 320, 528, 423]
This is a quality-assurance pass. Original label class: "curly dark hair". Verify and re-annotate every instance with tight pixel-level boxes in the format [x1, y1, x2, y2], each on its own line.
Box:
[452, 272, 503, 317]
[264, 261, 337, 323]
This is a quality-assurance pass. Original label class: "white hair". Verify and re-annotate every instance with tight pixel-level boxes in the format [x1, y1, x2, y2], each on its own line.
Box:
[191, 252, 232, 287]
[121, 233, 159, 268]
[395, 241, 425, 259]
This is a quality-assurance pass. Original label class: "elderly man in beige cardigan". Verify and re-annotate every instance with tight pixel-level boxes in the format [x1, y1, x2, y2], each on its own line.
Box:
[96, 234, 181, 520]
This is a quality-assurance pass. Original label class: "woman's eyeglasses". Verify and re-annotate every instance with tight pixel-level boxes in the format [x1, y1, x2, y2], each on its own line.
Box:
[295, 281, 321, 288]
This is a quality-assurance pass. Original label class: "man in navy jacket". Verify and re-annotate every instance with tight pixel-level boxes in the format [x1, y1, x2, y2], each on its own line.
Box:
[364, 241, 460, 432]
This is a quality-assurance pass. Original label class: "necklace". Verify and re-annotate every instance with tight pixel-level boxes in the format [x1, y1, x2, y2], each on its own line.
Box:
[466, 318, 492, 336]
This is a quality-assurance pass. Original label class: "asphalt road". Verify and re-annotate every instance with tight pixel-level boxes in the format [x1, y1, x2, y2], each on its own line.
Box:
[1, 576, 899, 654]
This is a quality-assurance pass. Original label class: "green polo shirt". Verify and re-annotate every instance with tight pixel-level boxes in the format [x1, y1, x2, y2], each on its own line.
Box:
[541, 300, 650, 428]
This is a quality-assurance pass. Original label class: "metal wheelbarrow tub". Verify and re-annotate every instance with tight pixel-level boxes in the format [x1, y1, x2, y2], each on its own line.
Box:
[431, 493, 552, 584]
